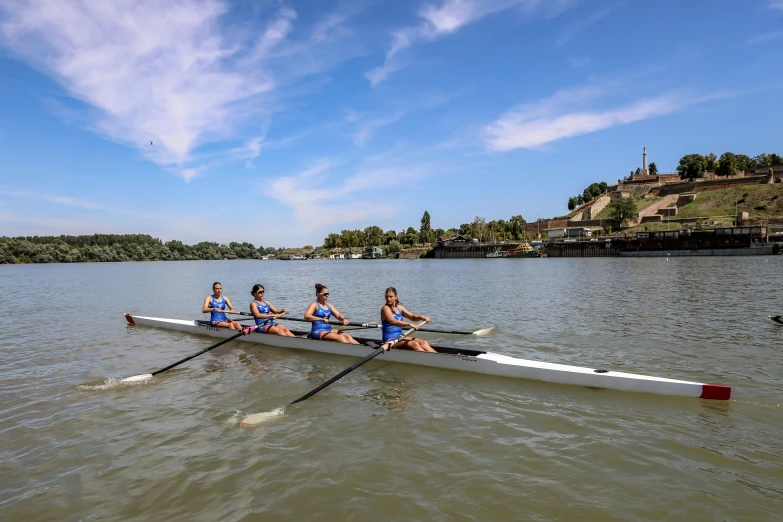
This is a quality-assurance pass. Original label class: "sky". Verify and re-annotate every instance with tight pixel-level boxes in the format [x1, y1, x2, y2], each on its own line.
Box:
[1, 0, 782, 247]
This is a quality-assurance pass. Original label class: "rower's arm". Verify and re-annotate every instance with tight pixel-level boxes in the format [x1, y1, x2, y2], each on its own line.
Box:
[330, 305, 346, 322]
[383, 305, 412, 327]
[224, 296, 238, 313]
[304, 302, 322, 322]
[400, 305, 429, 325]
[202, 296, 213, 313]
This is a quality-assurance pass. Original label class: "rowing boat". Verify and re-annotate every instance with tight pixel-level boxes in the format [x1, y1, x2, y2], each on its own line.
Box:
[770, 315, 783, 325]
[123, 314, 731, 400]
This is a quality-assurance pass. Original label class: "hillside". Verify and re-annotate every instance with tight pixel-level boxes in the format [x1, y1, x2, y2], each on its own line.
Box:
[675, 184, 783, 219]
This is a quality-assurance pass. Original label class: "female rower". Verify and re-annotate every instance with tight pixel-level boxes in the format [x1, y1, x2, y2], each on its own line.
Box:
[202, 282, 242, 330]
[380, 287, 436, 352]
[304, 283, 359, 344]
[249, 284, 294, 337]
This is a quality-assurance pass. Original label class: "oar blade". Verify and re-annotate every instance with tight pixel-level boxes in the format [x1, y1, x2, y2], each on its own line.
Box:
[473, 326, 496, 336]
[240, 407, 285, 427]
[121, 373, 153, 383]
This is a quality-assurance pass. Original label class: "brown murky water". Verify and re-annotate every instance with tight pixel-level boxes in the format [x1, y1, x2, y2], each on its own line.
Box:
[1, 258, 781, 521]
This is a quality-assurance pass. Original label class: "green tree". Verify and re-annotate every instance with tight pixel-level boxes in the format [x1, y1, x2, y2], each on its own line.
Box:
[648, 162, 658, 175]
[404, 227, 418, 246]
[717, 152, 738, 177]
[608, 197, 637, 227]
[677, 154, 707, 180]
[363, 226, 384, 246]
[567, 197, 576, 211]
[752, 153, 771, 168]
[735, 154, 752, 172]
[472, 216, 487, 242]
[386, 239, 401, 256]
[509, 215, 526, 240]
[705, 153, 718, 170]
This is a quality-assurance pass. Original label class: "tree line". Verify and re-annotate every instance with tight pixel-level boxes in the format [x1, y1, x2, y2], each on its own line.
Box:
[322, 211, 529, 254]
[677, 152, 781, 180]
[0, 234, 283, 264]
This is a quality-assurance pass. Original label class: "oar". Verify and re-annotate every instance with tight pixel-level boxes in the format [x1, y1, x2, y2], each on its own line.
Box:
[232, 312, 492, 336]
[121, 319, 272, 383]
[239, 321, 426, 427]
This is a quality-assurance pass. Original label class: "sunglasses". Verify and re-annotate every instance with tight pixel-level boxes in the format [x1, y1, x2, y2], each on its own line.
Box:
[318, 292, 330, 297]
[255, 290, 265, 294]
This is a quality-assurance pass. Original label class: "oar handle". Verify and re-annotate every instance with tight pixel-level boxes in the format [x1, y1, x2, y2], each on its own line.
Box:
[150, 318, 272, 376]
[289, 321, 425, 405]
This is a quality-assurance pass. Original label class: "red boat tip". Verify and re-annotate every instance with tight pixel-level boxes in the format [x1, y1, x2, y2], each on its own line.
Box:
[124, 314, 136, 325]
[700, 384, 731, 401]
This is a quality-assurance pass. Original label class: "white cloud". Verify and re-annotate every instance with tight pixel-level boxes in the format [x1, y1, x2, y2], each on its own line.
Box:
[483, 83, 694, 151]
[3, 191, 111, 211]
[367, 0, 568, 86]
[352, 111, 406, 146]
[771, 1, 783, 11]
[555, 3, 621, 47]
[0, 0, 354, 180]
[265, 160, 419, 232]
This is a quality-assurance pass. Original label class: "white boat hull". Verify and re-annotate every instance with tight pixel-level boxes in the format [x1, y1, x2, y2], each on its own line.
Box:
[124, 314, 731, 401]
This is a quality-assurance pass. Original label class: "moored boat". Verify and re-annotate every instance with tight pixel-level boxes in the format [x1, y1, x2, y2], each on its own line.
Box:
[509, 243, 538, 258]
[486, 249, 508, 258]
[124, 314, 731, 401]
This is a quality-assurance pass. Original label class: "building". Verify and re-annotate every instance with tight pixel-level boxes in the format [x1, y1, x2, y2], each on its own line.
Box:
[362, 246, 384, 259]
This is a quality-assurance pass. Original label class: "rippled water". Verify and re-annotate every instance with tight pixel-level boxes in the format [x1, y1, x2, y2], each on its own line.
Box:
[1, 258, 781, 521]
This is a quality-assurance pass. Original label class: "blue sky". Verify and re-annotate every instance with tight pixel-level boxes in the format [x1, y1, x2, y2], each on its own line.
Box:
[1, 0, 781, 247]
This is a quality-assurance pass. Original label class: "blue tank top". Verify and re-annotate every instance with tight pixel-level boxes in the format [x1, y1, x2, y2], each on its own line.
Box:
[253, 300, 278, 330]
[210, 296, 228, 324]
[382, 305, 403, 342]
[310, 302, 333, 338]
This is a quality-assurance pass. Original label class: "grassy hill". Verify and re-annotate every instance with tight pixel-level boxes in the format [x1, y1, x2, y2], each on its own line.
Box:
[675, 184, 783, 219]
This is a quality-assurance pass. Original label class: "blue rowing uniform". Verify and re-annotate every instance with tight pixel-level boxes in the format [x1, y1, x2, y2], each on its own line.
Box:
[210, 296, 229, 325]
[310, 302, 333, 339]
[382, 305, 403, 342]
[253, 300, 277, 333]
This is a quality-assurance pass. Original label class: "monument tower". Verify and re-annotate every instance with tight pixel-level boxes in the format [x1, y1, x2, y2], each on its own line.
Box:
[642, 146, 648, 175]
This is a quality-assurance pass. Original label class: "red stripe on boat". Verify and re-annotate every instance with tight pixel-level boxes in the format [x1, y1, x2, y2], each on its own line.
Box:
[700, 384, 731, 400]
[124, 314, 136, 325]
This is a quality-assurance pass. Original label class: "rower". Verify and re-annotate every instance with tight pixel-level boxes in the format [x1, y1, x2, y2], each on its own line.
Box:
[380, 287, 436, 352]
[202, 282, 242, 330]
[304, 283, 359, 344]
[249, 284, 294, 336]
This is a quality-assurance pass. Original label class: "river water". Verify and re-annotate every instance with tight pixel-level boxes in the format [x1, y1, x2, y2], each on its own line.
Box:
[1, 258, 781, 521]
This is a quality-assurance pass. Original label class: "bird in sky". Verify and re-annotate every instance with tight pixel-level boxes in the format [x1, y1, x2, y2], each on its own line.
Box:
[149, 140, 154, 145]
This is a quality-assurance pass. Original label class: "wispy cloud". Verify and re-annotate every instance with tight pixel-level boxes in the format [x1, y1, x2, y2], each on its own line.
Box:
[367, 0, 576, 86]
[0, 0, 355, 180]
[352, 111, 406, 146]
[771, 1, 783, 11]
[555, 3, 621, 47]
[3, 191, 111, 211]
[745, 30, 783, 45]
[265, 159, 419, 232]
[569, 56, 593, 68]
[483, 81, 709, 151]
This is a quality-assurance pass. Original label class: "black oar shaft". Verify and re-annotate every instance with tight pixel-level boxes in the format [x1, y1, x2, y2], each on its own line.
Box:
[290, 349, 384, 404]
[151, 319, 270, 376]
[287, 321, 423, 405]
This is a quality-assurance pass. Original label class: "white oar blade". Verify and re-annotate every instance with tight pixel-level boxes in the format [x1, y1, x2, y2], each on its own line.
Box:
[473, 326, 496, 336]
[240, 407, 285, 427]
[121, 374, 153, 383]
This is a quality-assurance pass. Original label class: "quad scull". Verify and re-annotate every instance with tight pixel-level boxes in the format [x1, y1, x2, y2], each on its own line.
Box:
[124, 314, 731, 401]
